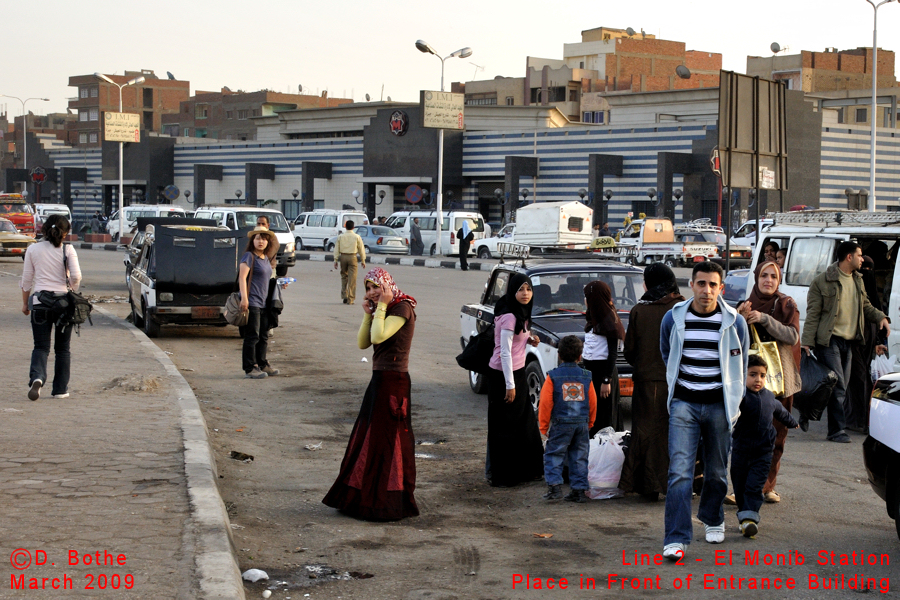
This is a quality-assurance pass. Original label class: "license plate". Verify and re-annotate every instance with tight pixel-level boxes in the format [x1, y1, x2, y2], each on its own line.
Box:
[388, 240, 400, 246]
[191, 306, 220, 319]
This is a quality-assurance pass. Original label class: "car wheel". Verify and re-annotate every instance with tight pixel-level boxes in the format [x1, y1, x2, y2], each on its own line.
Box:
[113, 232, 119, 242]
[626, 256, 635, 266]
[275, 265, 288, 277]
[295, 237, 304, 251]
[430, 244, 437, 256]
[525, 360, 544, 414]
[322, 239, 329, 250]
[142, 300, 160, 338]
[478, 247, 491, 259]
[327, 242, 335, 252]
[364, 245, 371, 255]
[665, 258, 677, 268]
[469, 370, 486, 394]
[130, 296, 144, 328]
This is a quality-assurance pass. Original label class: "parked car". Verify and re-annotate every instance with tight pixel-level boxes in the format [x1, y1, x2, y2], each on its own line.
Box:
[0, 193, 36, 236]
[674, 220, 752, 268]
[732, 218, 774, 247]
[722, 268, 752, 307]
[128, 218, 240, 338]
[384, 209, 485, 256]
[34, 204, 73, 236]
[0, 217, 36, 259]
[108, 204, 187, 241]
[325, 225, 409, 255]
[863, 371, 900, 541]
[459, 257, 643, 409]
[193, 205, 296, 276]
[293, 209, 368, 251]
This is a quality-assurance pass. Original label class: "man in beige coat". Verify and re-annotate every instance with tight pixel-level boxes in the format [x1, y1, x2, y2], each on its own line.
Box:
[333, 221, 366, 304]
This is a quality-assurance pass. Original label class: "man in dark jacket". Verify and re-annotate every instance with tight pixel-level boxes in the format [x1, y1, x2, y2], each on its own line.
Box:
[801, 241, 890, 442]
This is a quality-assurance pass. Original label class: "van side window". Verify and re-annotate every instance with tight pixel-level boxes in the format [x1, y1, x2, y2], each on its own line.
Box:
[785, 238, 836, 287]
[308, 215, 322, 227]
[486, 271, 510, 306]
[295, 215, 306, 226]
[226, 214, 236, 229]
[322, 215, 337, 228]
[211, 212, 224, 226]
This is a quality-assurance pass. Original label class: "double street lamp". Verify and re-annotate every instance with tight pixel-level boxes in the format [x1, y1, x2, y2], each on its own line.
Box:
[94, 73, 145, 241]
[415, 40, 472, 255]
[865, 0, 896, 211]
[0, 95, 49, 175]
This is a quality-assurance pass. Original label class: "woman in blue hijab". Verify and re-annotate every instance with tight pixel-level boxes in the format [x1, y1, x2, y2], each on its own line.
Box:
[457, 220, 475, 271]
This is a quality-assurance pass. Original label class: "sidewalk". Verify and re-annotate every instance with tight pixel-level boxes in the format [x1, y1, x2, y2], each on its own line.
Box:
[0, 282, 243, 598]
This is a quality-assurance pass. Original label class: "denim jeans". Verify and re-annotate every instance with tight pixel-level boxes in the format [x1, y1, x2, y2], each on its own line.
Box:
[543, 421, 590, 489]
[241, 307, 269, 373]
[731, 447, 772, 524]
[817, 336, 853, 438]
[30, 307, 73, 395]
[664, 398, 731, 546]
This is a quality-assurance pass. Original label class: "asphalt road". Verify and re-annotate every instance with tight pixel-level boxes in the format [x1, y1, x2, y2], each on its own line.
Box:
[7, 250, 897, 599]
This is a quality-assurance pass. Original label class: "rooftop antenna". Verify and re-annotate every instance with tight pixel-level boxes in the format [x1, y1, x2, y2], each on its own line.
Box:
[470, 62, 485, 79]
[380, 84, 384, 101]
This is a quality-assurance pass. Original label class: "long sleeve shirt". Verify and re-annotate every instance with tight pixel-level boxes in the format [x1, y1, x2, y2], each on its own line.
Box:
[21, 241, 81, 296]
[538, 375, 598, 435]
[333, 230, 366, 262]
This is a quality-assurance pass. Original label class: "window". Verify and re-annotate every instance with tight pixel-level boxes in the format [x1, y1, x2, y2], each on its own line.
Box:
[506, 96, 514, 105]
[837, 108, 845, 124]
[89, 108, 99, 121]
[594, 111, 605, 124]
[195, 104, 208, 119]
[89, 132, 98, 143]
[356, 226, 368, 237]
[80, 87, 89, 99]
[79, 133, 87, 144]
[91, 87, 98, 98]
[79, 110, 88, 122]
[226, 214, 236, 229]
[322, 215, 338, 227]
[313, 200, 324, 210]
[225, 111, 234, 119]
[857, 108, 868, 123]
[784, 237, 837, 287]
[183, 128, 190, 137]
[466, 96, 497, 106]
[237, 110, 249, 120]
[307, 215, 322, 227]
[486, 271, 510, 306]
[251, 109, 261, 117]
[195, 128, 207, 138]
[283, 201, 302, 220]
[568, 89, 578, 102]
[567, 216, 584, 232]
[583, 112, 593, 123]
[143, 88, 152, 109]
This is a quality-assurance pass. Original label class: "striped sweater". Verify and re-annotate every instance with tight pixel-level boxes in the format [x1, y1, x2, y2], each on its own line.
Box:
[673, 305, 724, 404]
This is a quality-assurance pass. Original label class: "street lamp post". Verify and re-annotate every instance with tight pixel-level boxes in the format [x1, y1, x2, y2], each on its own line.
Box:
[94, 73, 145, 241]
[0, 95, 49, 183]
[415, 40, 472, 255]
[865, 0, 896, 211]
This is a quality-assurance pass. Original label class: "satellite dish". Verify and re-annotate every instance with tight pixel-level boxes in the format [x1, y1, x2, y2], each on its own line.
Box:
[676, 65, 692, 79]
[625, 27, 636, 36]
[387, 96, 392, 101]
[365, 93, 370, 101]
[223, 86, 232, 92]
[298, 84, 303, 93]
[771, 42, 781, 54]
[167, 71, 176, 80]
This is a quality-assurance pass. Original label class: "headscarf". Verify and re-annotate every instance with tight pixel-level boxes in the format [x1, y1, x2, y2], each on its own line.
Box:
[461, 220, 472, 239]
[584, 281, 626, 339]
[494, 272, 533, 334]
[364, 267, 417, 310]
[745, 261, 798, 330]
[861, 255, 882, 311]
[640, 263, 680, 303]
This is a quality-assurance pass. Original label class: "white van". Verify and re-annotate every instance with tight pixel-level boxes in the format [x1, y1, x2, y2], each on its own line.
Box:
[33, 204, 73, 236]
[384, 210, 486, 256]
[109, 204, 186, 240]
[193, 205, 296, 276]
[292, 209, 368, 251]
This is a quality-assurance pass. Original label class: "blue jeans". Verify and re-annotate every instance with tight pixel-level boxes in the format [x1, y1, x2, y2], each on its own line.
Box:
[731, 447, 772, 524]
[30, 307, 73, 395]
[664, 398, 731, 546]
[817, 336, 853, 438]
[543, 421, 590, 489]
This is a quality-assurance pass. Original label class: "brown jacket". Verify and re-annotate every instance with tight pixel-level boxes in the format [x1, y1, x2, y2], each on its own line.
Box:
[802, 262, 887, 348]
[624, 293, 684, 382]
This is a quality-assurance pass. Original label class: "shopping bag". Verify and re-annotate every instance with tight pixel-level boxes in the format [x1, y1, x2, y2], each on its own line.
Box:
[587, 431, 625, 499]
[455, 324, 495, 374]
[871, 353, 899, 383]
[793, 351, 837, 422]
[749, 324, 784, 397]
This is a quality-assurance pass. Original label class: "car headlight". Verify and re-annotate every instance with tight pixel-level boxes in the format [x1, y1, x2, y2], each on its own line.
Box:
[159, 293, 174, 302]
[285, 242, 295, 253]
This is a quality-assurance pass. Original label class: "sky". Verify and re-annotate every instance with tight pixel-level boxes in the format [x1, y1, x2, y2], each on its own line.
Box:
[4, 0, 900, 116]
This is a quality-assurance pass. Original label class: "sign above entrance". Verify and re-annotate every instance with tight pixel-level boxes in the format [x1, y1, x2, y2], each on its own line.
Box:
[30, 166, 47, 184]
[420, 90, 464, 130]
[405, 185, 423, 204]
[390, 111, 409, 136]
[104, 112, 141, 143]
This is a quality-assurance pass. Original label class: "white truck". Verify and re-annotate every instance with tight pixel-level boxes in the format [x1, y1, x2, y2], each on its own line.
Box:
[617, 217, 718, 266]
[473, 201, 593, 259]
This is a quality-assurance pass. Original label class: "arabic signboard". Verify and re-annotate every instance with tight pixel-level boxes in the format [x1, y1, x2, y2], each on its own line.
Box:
[104, 112, 141, 143]
[759, 167, 775, 189]
[420, 90, 464, 130]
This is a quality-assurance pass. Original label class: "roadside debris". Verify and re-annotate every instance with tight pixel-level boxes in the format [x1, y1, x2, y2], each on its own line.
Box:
[102, 375, 160, 392]
[532, 533, 553, 538]
[304, 443, 323, 451]
[230, 451, 254, 463]
[242, 568, 269, 582]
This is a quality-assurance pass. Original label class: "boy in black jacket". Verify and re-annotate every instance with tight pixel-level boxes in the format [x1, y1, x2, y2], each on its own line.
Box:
[731, 355, 799, 537]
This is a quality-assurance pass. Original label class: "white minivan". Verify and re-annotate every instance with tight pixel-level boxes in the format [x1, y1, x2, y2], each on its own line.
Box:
[384, 210, 485, 256]
[109, 204, 186, 240]
[193, 205, 296, 276]
[293, 209, 368, 251]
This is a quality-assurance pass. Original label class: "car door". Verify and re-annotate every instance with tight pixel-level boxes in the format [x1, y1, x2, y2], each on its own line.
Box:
[779, 234, 846, 334]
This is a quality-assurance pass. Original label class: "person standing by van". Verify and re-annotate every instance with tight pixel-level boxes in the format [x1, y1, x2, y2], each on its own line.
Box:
[410, 218, 425, 256]
[457, 220, 474, 271]
[333, 221, 366, 304]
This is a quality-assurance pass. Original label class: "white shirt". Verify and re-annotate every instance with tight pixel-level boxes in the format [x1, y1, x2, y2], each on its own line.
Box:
[21, 241, 82, 301]
[582, 330, 609, 361]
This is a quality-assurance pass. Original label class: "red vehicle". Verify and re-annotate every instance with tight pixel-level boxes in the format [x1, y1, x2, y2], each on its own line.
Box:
[0, 193, 36, 237]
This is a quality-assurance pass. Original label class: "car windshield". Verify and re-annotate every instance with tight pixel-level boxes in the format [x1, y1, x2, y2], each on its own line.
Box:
[0, 202, 33, 214]
[0, 221, 17, 233]
[237, 212, 291, 233]
[700, 232, 728, 245]
[528, 271, 644, 315]
[371, 227, 397, 236]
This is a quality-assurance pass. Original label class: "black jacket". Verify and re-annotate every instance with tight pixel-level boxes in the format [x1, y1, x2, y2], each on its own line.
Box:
[732, 387, 797, 452]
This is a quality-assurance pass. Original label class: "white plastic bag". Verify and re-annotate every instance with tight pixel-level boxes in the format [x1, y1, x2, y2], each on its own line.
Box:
[587, 433, 625, 499]
[871, 353, 899, 382]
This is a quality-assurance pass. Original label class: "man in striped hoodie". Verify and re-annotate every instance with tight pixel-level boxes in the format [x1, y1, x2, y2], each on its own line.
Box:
[659, 261, 748, 560]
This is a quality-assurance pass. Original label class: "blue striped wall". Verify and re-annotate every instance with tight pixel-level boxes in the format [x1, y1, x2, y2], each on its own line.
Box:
[461, 124, 714, 225]
[45, 147, 104, 217]
[820, 126, 900, 210]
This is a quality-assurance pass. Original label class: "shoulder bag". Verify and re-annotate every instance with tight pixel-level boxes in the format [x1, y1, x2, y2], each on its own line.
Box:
[748, 324, 784, 397]
[61, 246, 93, 334]
[225, 259, 253, 327]
[456, 323, 496, 374]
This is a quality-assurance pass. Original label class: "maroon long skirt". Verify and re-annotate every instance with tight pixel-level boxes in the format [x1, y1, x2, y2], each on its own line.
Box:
[322, 370, 419, 521]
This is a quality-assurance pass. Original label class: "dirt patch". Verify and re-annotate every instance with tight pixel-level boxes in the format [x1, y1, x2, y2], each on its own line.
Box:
[102, 374, 161, 392]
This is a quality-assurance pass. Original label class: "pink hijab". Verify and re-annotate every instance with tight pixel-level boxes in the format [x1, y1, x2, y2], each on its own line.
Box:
[364, 267, 417, 310]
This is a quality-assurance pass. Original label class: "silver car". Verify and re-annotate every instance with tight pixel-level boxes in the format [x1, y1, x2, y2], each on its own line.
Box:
[326, 226, 409, 255]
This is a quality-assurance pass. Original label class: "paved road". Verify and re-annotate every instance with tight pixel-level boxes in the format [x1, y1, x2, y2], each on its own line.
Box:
[3, 250, 896, 599]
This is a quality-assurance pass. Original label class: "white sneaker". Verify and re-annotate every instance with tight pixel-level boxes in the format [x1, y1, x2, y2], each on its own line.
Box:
[663, 543, 685, 561]
[705, 523, 725, 544]
[52, 393, 70, 399]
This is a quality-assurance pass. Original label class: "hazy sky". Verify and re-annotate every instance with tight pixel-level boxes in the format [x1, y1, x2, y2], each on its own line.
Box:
[4, 0, 899, 116]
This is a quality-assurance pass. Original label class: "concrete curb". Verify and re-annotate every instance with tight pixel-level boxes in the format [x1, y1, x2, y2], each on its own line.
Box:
[94, 306, 246, 600]
[295, 251, 496, 271]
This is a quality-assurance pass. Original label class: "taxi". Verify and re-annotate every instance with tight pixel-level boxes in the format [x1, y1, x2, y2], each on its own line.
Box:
[0, 217, 36, 259]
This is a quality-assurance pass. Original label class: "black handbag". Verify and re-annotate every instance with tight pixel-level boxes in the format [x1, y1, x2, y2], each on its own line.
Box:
[456, 324, 495, 374]
[793, 351, 838, 422]
[61, 247, 92, 333]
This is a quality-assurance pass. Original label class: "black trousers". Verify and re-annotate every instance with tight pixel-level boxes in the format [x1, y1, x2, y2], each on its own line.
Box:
[459, 240, 471, 270]
[240, 307, 269, 373]
[731, 447, 772, 524]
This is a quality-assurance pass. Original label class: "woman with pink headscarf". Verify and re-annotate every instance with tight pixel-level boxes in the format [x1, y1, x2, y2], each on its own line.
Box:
[323, 268, 419, 521]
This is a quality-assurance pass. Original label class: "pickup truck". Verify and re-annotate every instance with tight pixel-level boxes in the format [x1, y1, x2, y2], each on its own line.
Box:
[473, 201, 594, 259]
[617, 218, 717, 266]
